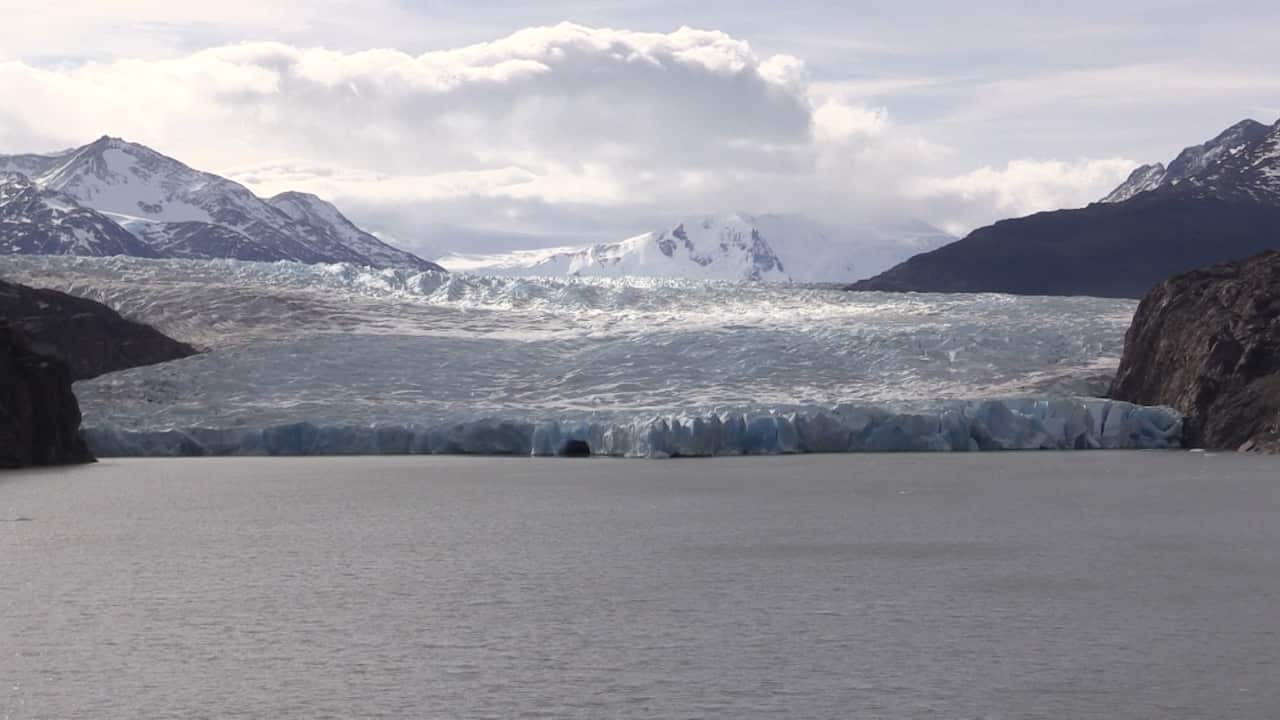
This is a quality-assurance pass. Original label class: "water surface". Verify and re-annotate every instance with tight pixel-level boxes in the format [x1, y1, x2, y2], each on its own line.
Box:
[3, 453, 1279, 718]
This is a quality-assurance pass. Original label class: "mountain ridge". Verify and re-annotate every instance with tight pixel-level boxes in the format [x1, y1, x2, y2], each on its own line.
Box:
[0, 137, 442, 271]
[851, 117, 1280, 298]
[1102, 119, 1275, 203]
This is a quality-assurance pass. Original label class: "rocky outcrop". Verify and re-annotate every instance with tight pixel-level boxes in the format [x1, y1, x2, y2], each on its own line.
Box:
[1109, 251, 1280, 451]
[0, 323, 94, 467]
[0, 278, 197, 381]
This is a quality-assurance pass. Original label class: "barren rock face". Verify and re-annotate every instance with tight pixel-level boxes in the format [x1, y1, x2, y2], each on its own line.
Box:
[1, 278, 199, 467]
[1110, 250, 1280, 451]
[0, 323, 94, 467]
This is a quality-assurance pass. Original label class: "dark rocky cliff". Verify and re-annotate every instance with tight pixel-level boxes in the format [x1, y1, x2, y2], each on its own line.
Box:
[0, 323, 93, 467]
[0, 278, 196, 381]
[848, 196, 1280, 298]
[1, 279, 198, 466]
[1109, 251, 1280, 451]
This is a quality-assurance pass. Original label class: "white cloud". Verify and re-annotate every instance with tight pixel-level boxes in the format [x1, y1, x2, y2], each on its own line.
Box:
[812, 101, 888, 143]
[911, 158, 1137, 234]
[0, 22, 1154, 254]
[0, 23, 812, 172]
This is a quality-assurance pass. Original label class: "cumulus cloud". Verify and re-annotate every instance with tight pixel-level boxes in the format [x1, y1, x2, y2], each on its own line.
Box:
[912, 158, 1136, 235]
[0, 22, 1138, 255]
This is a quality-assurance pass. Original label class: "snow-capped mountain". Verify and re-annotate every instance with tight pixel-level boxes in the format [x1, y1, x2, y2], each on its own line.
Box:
[1176, 120, 1280, 205]
[1102, 119, 1277, 204]
[0, 173, 157, 257]
[0, 137, 442, 271]
[438, 214, 953, 283]
[441, 214, 787, 281]
[266, 191, 430, 271]
[1100, 164, 1167, 204]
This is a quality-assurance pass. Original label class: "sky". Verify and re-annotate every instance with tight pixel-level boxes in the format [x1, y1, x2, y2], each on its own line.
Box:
[2, 0, 1278, 256]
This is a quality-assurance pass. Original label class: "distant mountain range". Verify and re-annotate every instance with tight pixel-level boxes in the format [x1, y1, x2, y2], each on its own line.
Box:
[439, 213, 953, 283]
[852, 117, 1280, 298]
[0, 137, 441, 271]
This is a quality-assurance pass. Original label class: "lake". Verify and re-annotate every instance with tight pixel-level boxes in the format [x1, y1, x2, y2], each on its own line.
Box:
[3, 452, 1279, 718]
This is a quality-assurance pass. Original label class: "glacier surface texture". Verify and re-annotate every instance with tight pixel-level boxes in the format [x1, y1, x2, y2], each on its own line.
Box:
[4, 256, 1182, 457]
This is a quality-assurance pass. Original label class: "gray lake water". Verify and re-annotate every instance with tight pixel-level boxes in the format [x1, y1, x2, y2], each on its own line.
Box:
[2, 453, 1279, 719]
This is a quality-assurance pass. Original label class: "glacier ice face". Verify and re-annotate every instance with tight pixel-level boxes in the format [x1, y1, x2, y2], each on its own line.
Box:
[81, 400, 1181, 458]
[3, 256, 1180, 458]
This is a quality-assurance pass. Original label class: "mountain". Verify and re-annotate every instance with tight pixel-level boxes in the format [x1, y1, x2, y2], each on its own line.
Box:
[851, 118, 1280, 298]
[0, 137, 442, 271]
[0, 173, 158, 257]
[438, 214, 953, 283]
[266, 191, 433, 271]
[1101, 119, 1272, 203]
[1100, 163, 1167, 204]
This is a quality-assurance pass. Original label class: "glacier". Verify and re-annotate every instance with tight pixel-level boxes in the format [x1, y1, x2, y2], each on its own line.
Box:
[3, 256, 1182, 457]
[83, 399, 1181, 458]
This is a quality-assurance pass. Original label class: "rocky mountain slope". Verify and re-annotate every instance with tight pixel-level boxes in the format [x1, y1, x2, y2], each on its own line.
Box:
[1, 173, 157, 257]
[439, 214, 953, 283]
[1101, 119, 1272, 203]
[1109, 250, 1280, 452]
[851, 118, 1280, 298]
[0, 137, 442, 271]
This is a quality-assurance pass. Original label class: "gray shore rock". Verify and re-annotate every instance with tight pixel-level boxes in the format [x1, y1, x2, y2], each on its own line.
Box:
[1109, 251, 1280, 452]
[0, 323, 93, 467]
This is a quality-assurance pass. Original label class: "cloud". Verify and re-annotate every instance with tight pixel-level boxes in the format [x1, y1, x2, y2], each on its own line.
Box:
[1, 24, 811, 174]
[911, 158, 1136, 235]
[0, 0, 438, 61]
[0, 22, 1145, 254]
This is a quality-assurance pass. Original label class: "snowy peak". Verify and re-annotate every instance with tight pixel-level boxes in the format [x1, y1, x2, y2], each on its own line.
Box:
[438, 213, 953, 283]
[266, 191, 433, 271]
[1180, 119, 1280, 204]
[1164, 119, 1270, 182]
[0, 137, 442, 270]
[653, 214, 787, 280]
[439, 213, 790, 282]
[1102, 118, 1279, 204]
[269, 191, 336, 222]
[35, 135, 276, 226]
[1101, 163, 1166, 204]
[0, 172, 156, 257]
